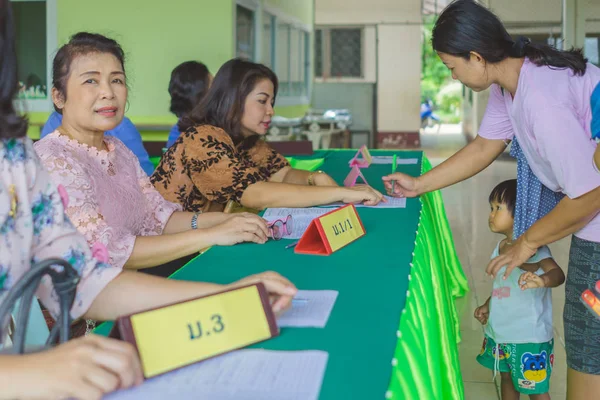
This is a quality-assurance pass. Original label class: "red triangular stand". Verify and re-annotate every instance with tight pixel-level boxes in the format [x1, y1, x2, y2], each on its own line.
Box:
[294, 218, 331, 255]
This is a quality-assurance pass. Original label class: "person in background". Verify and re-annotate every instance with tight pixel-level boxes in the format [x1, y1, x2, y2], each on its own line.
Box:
[592, 83, 600, 171]
[152, 58, 385, 213]
[166, 61, 212, 149]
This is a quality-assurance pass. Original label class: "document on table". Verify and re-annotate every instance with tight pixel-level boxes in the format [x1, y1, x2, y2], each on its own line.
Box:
[278, 290, 339, 328]
[370, 156, 419, 165]
[321, 195, 406, 209]
[263, 207, 331, 239]
[105, 349, 329, 400]
[263, 197, 406, 240]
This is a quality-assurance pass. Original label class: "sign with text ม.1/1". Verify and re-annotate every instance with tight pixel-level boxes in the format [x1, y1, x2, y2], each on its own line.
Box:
[109, 283, 278, 379]
[295, 204, 366, 256]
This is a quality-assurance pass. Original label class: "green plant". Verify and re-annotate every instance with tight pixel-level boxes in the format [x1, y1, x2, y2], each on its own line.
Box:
[421, 15, 461, 120]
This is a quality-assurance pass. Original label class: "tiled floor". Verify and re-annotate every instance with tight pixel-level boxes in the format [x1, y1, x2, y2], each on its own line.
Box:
[420, 130, 568, 399]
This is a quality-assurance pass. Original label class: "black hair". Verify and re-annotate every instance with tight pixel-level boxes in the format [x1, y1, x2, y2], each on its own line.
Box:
[52, 32, 126, 114]
[489, 179, 517, 217]
[179, 58, 278, 145]
[168, 61, 211, 118]
[0, 0, 27, 139]
[432, 0, 587, 76]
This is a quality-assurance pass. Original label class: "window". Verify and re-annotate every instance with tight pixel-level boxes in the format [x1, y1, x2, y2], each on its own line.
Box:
[276, 22, 290, 96]
[236, 5, 255, 60]
[289, 27, 307, 96]
[12, 0, 47, 100]
[315, 28, 363, 78]
[259, 9, 310, 101]
[315, 30, 323, 77]
[585, 36, 599, 66]
[330, 29, 362, 77]
[262, 12, 274, 67]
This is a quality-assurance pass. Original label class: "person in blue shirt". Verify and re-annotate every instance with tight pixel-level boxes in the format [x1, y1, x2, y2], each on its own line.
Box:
[41, 111, 155, 176]
[166, 61, 212, 148]
[593, 83, 600, 170]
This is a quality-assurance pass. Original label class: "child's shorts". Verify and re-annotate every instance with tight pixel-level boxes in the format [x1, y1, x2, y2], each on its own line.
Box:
[476, 335, 554, 395]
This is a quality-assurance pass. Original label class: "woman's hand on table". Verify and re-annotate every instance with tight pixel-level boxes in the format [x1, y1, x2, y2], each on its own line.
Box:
[382, 173, 421, 198]
[230, 271, 298, 315]
[486, 235, 538, 280]
[206, 213, 269, 246]
[11, 335, 142, 400]
[340, 185, 385, 206]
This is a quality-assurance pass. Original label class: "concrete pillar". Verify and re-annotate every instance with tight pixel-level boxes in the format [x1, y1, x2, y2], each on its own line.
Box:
[376, 24, 422, 148]
[562, 0, 586, 49]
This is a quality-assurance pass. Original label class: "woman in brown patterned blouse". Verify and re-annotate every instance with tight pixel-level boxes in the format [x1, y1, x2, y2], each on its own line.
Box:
[151, 59, 384, 212]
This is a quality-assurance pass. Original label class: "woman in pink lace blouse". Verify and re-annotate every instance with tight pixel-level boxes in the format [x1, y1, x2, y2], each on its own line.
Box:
[34, 33, 270, 276]
[0, 5, 296, 398]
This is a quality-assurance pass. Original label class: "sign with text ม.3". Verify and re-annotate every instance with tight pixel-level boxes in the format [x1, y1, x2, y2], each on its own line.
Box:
[109, 283, 278, 378]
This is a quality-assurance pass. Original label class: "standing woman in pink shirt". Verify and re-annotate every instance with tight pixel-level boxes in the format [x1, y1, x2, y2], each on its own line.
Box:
[383, 1, 600, 398]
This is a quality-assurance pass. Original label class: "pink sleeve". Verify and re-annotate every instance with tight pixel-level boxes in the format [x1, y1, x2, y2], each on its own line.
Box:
[38, 150, 137, 270]
[129, 145, 181, 235]
[478, 84, 515, 141]
[532, 106, 600, 199]
[29, 154, 121, 320]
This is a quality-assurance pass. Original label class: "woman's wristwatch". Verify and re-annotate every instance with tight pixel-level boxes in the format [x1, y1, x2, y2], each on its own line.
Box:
[307, 170, 325, 186]
[191, 211, 202, 230]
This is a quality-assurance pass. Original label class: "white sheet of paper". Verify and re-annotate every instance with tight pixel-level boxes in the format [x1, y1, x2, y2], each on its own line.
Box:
[263, 207, 331, 240]
[105, 349, 329, 400]
[278, 290, 339, 328]
[369, 156, 419, 165]
[321, 195, 406, 209]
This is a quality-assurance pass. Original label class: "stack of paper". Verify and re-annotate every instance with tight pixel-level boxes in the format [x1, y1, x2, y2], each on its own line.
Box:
[321, 195, 406, 209]
[105, 349, 329, 400]
[279, 290, 339, 328]
[263, 207, 331, 240]
[370, 156, 419, 165]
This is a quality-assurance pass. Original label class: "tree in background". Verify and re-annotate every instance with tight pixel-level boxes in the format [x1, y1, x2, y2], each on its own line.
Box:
[421, 15, 462, 123]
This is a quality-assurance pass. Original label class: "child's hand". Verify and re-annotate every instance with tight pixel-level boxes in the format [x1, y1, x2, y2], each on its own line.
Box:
[474, 303, 490, 325]
[519, 271, 546, 290]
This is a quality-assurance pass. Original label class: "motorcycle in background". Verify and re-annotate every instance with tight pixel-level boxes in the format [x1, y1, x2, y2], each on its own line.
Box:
[420, 100, 441, 132]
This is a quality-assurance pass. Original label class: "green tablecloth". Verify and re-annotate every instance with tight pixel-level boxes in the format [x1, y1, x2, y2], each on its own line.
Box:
[96, 150, 468, 399]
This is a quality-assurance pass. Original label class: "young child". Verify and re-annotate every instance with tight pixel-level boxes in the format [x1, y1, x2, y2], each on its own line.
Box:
[475, 179, 565, 400]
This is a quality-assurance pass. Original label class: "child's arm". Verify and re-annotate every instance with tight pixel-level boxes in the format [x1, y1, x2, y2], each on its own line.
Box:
[519, 258, 565, 289]
[474, 296, 491, 325]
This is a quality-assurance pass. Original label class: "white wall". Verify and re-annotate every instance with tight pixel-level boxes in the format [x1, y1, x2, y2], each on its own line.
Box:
[315, 0, 421, 25]
[489, 0, 562, 23]
[489, 0, 600, 34]
[377, 25, 422, 133]
[587, 0, 600, 33]
[315, 0, 422, 137]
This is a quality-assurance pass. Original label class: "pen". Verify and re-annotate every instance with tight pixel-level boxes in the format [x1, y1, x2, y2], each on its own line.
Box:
[285, 241, 299, 249]
[391, 154, 397, 193]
